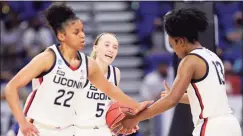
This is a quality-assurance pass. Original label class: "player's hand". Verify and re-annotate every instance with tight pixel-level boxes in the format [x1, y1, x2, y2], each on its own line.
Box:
[135, 100, 154, 114]
[19, 120, 39, 136]
[111, 120, 139, 136]
[160, 80, 170, 98]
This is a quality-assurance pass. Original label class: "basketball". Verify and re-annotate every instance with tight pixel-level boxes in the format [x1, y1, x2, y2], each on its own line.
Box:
[106, 102, 135, 129]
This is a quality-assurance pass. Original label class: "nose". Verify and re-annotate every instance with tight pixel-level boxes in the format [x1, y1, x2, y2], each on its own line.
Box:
[107, 46, 113, 53]
[80, 32, 85, 39]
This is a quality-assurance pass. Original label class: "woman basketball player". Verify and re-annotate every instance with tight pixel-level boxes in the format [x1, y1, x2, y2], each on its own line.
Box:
[115, 8, 242, 136]
[4, 4, 151, 136]
[74, 33, 121, 136]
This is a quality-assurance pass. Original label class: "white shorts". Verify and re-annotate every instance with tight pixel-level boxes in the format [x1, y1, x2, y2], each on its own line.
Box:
[17, 120, 75, 136]
[193, 114, 242, 136]
[74, 125, 112, 136]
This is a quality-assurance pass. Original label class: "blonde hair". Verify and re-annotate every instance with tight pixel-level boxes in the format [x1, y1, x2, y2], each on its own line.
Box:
[90, 32, 118, 60]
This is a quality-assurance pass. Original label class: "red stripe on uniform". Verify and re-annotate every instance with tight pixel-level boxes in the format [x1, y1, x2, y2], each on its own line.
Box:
[200, 118, 208, 136]
[192, 83, 204, 119]
[24, 90, 37, 115]
[39, 77, 43, 84]
[24, 77, 43, 115]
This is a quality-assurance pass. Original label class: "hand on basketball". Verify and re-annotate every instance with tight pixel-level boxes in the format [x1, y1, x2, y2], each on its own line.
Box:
[111, 120, 139, 136]
[160, 80, 170, 98]
[19, 121, 39, 136]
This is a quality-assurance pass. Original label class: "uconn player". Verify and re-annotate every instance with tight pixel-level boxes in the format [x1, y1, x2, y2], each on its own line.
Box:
[4, 4, 151, 136]
[74, 33, 119, 135]
[116, 8, 242, 136]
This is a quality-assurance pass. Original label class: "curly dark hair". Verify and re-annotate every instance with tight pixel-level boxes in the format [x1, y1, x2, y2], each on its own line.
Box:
[164, 8, 208, 43]
[44, 4, 79, 35]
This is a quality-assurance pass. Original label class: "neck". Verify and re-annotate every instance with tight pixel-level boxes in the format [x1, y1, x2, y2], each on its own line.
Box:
[95, 58, 109, 74]
[186, 41, 202, 54]
[60, 43, 77, 60]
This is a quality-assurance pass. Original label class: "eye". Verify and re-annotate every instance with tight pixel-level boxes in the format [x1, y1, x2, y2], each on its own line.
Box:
[113, 46, 118, 50]
[74, 31, 79, 35]
[73, 30, 79, 35]
[105, 44, 109, 47]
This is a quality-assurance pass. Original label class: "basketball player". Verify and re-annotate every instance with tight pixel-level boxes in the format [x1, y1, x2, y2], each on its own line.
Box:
[4, 4, 150, 136]
[114, 8, 242, 136]
[74, 33, 120, 136]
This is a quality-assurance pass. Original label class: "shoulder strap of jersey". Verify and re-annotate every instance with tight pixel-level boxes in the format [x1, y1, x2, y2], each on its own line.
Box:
[112, 66, 118, 86]
[48, 44, 64, 61]
[83, 54, 89, 88]
[36, 45, 57, 78]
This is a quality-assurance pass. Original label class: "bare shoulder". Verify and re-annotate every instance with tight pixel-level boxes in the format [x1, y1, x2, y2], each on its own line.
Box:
[176, 55, 200, 76]
[33, 48, 55, 71]
[179, 55, 199, 68]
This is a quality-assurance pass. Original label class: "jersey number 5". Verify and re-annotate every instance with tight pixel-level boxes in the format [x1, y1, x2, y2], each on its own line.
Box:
[54, 89, 74, 107]
[96, 103, 105, 117]
[212, 61, 225, 85]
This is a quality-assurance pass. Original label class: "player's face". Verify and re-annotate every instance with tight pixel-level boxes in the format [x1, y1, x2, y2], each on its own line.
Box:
[62, 20, 85, 51]
[94, 34, 118, 65]
[168, 36, 187, 58]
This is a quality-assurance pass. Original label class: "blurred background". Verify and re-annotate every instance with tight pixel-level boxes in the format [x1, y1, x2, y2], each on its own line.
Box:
[0, 1, 242, 136]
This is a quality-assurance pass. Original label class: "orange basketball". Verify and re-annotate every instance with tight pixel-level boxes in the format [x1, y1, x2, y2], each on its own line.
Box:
[106, 102, 135, 129]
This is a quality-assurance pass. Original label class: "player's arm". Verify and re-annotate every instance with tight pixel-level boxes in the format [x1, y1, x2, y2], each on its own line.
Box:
[4, 50, 54, 126]
[88, 57, 139, 109]
[135, 55, 196, 121]
[161, 87, 189, 104]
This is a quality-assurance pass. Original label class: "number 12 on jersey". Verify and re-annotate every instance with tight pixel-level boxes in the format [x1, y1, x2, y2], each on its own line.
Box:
[212, 61, 225, 85]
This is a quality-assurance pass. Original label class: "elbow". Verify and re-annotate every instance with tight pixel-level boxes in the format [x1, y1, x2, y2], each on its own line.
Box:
[169, 99, 178, 107]
[4, 82, 17, 98]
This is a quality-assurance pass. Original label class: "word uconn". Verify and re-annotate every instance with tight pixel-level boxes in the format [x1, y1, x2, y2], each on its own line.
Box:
[53, 75, 83, 89]
[87, 84, 111, 101]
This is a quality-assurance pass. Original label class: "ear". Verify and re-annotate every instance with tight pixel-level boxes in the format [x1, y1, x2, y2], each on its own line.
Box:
[176, 38, 185, 46]
[181, 38, 188, 47]
[93, 44, 97, 51]
[57, 31, 65, 42]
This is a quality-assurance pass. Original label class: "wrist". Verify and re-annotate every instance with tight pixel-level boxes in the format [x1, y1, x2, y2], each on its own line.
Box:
[18, 117, 27, 126]
[134, 114, 142, 123]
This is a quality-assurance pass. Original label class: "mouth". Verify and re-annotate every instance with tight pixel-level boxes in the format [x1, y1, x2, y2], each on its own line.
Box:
[105, 55, 112, 59]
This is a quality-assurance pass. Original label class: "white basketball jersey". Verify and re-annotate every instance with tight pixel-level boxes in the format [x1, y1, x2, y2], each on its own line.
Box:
[186, 48, 232, 125]
[74, 65, 118, 128]
[25, 45, 88, 127]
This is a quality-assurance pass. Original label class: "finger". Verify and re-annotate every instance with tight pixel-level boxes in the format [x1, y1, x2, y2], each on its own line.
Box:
[163, 80, 170, 91]
[112, 124, 122, 134]
[111, 122, 121, 130]
[146, 100, 154, 105]
[26, 132, 32, 136]
[122, 128, 128, 136]
[114, 125, 123, 135]
[32, 126, 39, 135]
[126, 128, 134, 135]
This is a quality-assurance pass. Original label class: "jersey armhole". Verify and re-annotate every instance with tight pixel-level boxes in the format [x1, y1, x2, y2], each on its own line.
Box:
[36, 48, 56, 78]
[188, 53, 209, 83]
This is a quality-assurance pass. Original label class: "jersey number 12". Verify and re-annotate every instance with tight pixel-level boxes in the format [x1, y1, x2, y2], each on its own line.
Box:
[212, 61, 225, 85]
